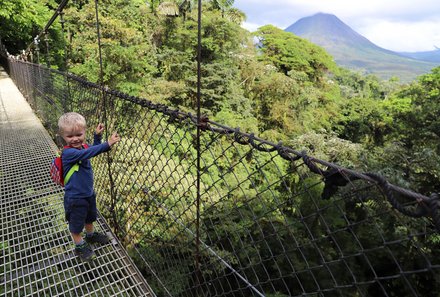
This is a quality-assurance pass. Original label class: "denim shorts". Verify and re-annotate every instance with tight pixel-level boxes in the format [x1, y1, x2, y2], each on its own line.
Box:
[64, 194, 97, 234]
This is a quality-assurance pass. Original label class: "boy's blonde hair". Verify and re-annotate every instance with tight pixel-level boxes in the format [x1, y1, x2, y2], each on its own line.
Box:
[58, 112, 87, 134]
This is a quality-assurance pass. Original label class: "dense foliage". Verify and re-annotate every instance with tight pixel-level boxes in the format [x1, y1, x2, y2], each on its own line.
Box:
[2, 0, 440, 296]
[0, 0, 54, 53]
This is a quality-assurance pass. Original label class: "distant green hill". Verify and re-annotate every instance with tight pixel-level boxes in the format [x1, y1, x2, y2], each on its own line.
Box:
[285, 13, 439, 82]
[399, 49, 440, 63]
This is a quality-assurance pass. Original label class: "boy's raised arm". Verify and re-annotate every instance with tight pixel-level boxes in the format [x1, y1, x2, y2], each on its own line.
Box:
[63, 142, 110, 164]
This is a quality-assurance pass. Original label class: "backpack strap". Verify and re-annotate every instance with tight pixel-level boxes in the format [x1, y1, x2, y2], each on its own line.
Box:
[63, 143, 89, 185]
[64, 163, 80, 185]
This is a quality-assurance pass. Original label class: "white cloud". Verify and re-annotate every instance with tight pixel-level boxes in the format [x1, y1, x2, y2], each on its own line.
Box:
[358, 20, 440, 52]
[241, 22, 261, 33]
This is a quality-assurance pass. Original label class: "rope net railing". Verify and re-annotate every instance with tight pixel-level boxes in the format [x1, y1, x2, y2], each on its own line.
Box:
[6, 58, 440, 297]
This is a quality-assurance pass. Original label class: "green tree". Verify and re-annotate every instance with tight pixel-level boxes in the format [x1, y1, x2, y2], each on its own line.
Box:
[157, 8, 251, 119]
[255, 25, 338, 84]
[209, 0, 245, 24]
[64, 0, 157, 94]
[337, 97, 391, 145]
[400, 67, 440, 145]
[242, 26, 345, 140]
[374, 67, 440, 193]
[0, 0, 55, 54]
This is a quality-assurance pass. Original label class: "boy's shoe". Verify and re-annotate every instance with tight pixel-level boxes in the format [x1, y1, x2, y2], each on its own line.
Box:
[74, 242, 95, 262]
[85, 232, 109, 244]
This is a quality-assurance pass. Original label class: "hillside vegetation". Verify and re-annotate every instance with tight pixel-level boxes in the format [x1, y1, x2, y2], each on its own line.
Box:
[1, 0, 439, 195]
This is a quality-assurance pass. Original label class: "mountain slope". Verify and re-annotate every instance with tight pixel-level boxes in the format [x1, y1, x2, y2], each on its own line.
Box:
[285, 13, 438, 82]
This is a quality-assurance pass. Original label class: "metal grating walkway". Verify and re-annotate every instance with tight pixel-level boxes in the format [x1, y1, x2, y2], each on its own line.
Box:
[0, 66, 153, 297]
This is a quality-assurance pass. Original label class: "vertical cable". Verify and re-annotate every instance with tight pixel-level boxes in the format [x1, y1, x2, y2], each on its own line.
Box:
[34, 37, 41, 111]
[94, 0, 105, 88]
[195, 0, 202, 294]
[94, 0, 119, 234]
[94, 0, 107, 131]
[34, 37, 40, 64]
[59, 12, 67, 70]
[59, 12, 70, 112]
[44, 31, 51, 68]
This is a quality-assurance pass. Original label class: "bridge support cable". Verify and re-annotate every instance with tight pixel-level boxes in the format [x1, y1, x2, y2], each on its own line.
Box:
[92, 0, 119, 235]
[58, 11, 70, 112]
[195, 0, 203, 294]
[43, 32, 51, 69]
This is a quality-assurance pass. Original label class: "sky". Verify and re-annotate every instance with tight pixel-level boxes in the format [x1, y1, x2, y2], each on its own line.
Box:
[233, 0, 440, 52]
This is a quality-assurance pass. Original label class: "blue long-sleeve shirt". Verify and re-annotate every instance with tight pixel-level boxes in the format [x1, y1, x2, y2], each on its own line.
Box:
[62, 133, 110, 199]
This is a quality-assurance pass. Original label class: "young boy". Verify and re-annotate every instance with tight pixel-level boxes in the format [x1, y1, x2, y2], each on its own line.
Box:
[58, 112, 120, 261]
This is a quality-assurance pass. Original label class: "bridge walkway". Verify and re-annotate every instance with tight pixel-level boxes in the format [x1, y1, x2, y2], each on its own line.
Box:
[0, 66, 154, 297]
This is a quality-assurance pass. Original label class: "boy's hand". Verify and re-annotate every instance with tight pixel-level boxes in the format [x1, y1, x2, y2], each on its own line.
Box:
[95, 123, 104, 135]
[108, 132, 121, 147]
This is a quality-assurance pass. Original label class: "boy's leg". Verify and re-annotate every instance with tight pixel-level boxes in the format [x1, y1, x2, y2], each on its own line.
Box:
[84, 194, 109, 244]
[71, 232, 84, 244]
[84, 223, 94, 234]
[84, 222, 110, 243]
[65, 197, 95, 261]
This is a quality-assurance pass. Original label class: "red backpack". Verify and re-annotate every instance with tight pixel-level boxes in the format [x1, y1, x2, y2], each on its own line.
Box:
[50, 144, 89, 186]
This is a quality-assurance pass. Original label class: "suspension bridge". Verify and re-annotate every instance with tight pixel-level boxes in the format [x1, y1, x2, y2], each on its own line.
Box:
[1, 1, 440, 297]
[1, 53, 440, 297]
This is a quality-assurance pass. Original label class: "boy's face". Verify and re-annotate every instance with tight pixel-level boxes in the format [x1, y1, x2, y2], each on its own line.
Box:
[62, 126, 86, 149]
